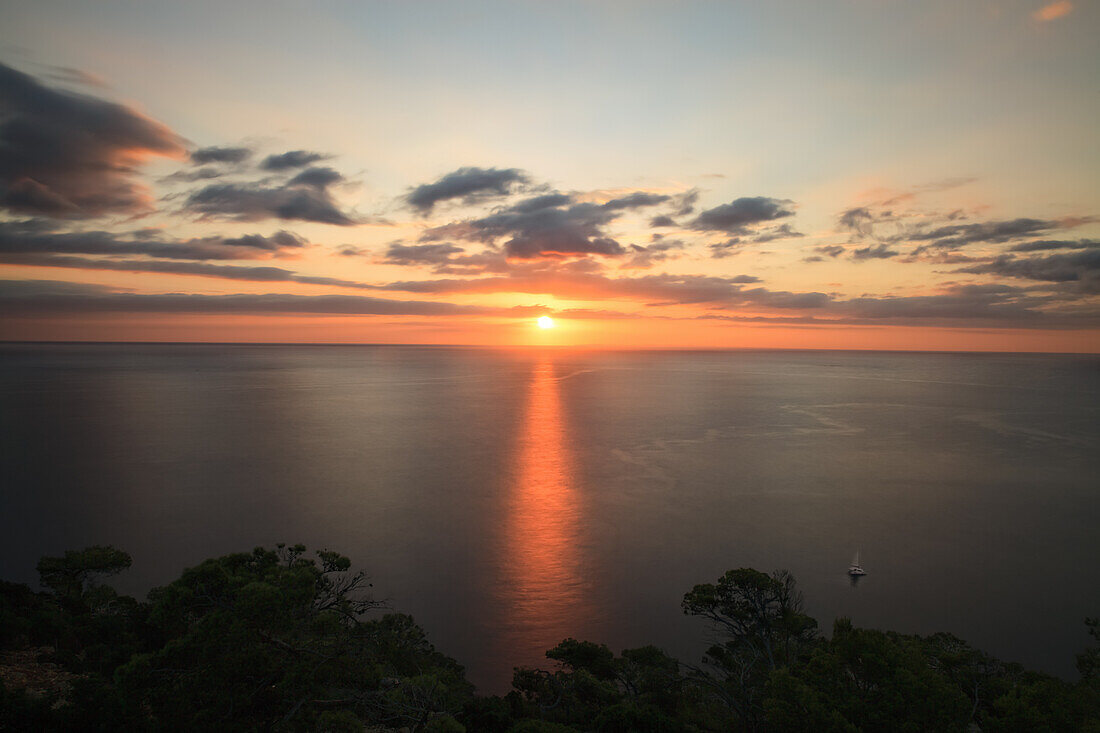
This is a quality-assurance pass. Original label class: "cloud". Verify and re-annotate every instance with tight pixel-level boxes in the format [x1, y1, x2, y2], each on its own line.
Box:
[406, 166, 530, 214]
[832, 284, 1054, 324]
[0, 278, 547, 319]
[708, 224, 803, 258]
[1034, 1, 1073, 22]
[162, 166, 230, 183]
[708, 238, 744, 258]
[414, 186, 714, 260]
[812, 245, 846, 258]
[259, 150, 327, 171]
[851, 243, 899, 260]
[0, 279, 534, 317]
[673, 189, 700, 216]
[751, 223, 804, 243]
[184, 177, 356, 225]
[835, 193, 1096, 262]
[190, 146, 252, 165]
[909, 217, 1061, 250]
[0, 220, 307, 260]
[373, 271, 801, 308]
[379, 241, 521, 275]
[4, 269, 1090, 329]
[690, 196, 795, 234]
[599, 191, 671, 211]
[287, 166, 344, 189]
[838, 207, 876, 238]
[0, 61, 186, 217]
[622, 239, 687, 269]
[511, 193, 573, 212]
[382, 242, 466, 266]
[1006, 238, 1099, 253]
[955, 250, 1100, 292]
[364, 265, 1098, 328]
[700, 284, 1095, 329]
[0, 252, 376, 289]
[422, 192, 629, 259]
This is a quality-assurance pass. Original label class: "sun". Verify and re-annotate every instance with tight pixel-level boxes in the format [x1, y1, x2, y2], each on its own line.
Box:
[537, 316, 555, 329]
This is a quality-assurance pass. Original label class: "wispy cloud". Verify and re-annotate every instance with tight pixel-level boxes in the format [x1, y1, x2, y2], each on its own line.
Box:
[0, 279, 540, 317]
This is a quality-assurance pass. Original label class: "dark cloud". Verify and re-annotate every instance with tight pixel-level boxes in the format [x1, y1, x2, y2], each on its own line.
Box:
[812, 245, 846, 258]
[600, 192, 670, 211]
[836, 200, 1096, 261]
[690, 197, 794, 234]
[162, 166, 227, 183]
[287, 166, 344, 189]
[899, 250, 983, 265]
[220, 231, 306, 253]
[851, 244, 899, 260]
[423, 193, 628, 259]
[955, 250, 1100, 292]
[0, 252, 374, 289]
[831, 284, 1055, 324]
[377, 240, 516, 275]
[406, 166, 530, 214]
[414, 187, 717, 260]
[838, 207, 876, 237]
[184, 178, 355, 225]
[909, 218, 1059, 250]
[259, 150, 327, 171]
[650, 215, 676, 228]
[0, 220, 306, 260]
[0, 279, 529, 317]
[0, 61, 186, 217]
[511, 193, 573, 212]
[382, 242, 466, 266]
[190, 146, 252, 165]
[1007, 239, 1099, 253]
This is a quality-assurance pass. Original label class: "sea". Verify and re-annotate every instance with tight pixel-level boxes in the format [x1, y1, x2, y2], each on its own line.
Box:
[1, 343, 1097, 692]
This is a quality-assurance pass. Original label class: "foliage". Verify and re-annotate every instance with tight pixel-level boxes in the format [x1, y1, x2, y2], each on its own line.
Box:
[36, 545, 132, 604]
[1, 546, 1097, 732]
[680, 568, 819, 729]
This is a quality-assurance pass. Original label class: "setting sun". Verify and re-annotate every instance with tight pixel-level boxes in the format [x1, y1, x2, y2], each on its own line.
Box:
[537, 316, 555, 329]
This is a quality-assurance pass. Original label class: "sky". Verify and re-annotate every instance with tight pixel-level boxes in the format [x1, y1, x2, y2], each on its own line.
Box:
[0, 0, 1097, 350]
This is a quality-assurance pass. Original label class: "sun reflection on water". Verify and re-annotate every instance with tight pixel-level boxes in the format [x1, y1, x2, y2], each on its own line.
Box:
[496, 359, 589, 672]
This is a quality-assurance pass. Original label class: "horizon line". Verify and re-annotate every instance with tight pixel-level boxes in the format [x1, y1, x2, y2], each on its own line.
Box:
[2, 340, 1097, 356]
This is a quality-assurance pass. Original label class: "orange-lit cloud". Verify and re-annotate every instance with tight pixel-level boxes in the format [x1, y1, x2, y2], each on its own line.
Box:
[1034, 1, 1073, 22]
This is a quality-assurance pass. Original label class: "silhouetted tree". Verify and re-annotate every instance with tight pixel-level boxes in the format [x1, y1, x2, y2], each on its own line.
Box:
[681, 568, 818, 728]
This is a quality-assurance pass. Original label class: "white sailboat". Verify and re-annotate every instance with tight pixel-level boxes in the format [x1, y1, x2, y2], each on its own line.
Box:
[848, 551, 866, 576]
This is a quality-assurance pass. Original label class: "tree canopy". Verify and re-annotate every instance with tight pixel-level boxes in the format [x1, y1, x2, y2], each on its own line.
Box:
[1, 546, 1097, 732]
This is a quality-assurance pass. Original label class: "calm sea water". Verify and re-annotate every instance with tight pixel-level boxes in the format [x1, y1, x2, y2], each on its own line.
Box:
[1, 343, 1097, 691]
